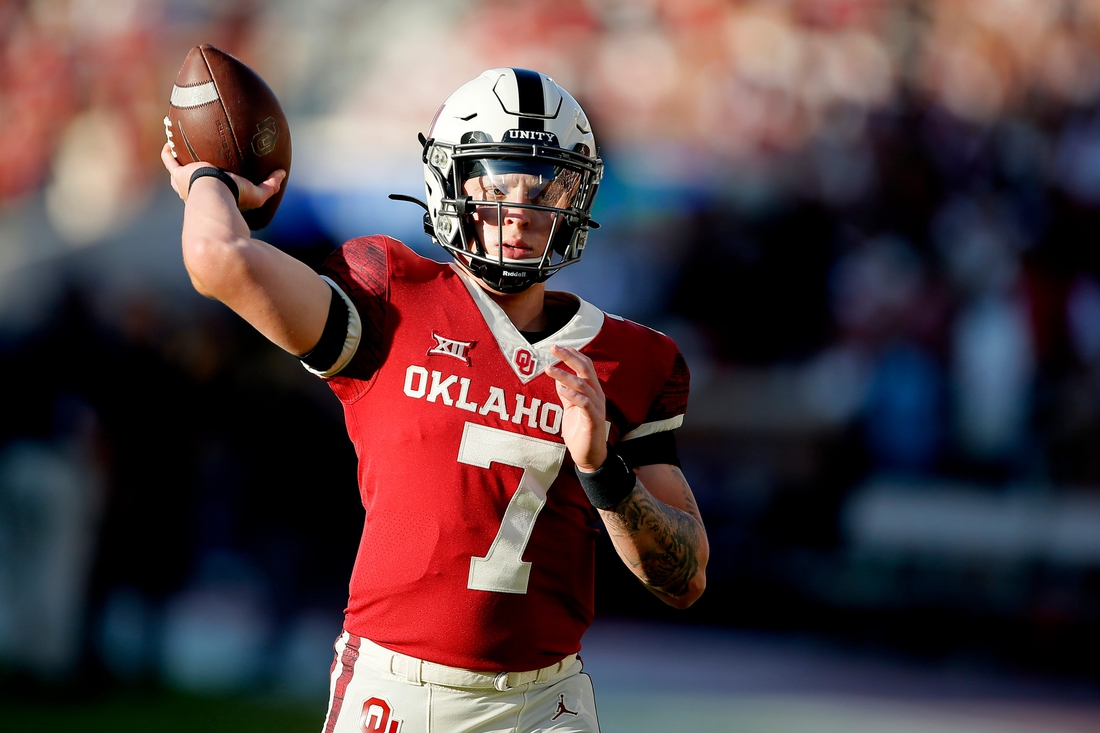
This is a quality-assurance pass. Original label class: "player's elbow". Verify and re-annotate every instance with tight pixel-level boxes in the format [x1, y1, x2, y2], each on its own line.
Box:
[643, 545, 708, 609]
[674, 527, 709, 609]
[664, 568, 706, 609]
[182, 234, 250, 301]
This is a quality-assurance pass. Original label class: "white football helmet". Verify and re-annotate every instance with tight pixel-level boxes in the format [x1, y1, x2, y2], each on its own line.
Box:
[420, 68, 603, 293]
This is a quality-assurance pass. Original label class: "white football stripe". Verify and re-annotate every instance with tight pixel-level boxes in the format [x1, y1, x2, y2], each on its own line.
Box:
[171, 82, 219, 108]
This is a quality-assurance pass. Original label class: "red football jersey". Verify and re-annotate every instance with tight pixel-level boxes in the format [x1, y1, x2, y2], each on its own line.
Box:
[314, 236, 689, 672]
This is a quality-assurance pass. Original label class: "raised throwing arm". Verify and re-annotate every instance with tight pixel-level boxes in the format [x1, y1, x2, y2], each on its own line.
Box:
[545, 345, 708, 608]
[161, 143, 331, 357]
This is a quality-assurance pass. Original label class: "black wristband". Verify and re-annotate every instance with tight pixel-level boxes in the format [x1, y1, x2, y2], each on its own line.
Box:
[188, 166, 240, 204]
[575, 449, 636, 510]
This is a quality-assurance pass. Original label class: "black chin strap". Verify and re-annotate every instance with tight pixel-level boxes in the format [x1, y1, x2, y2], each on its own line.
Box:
[387, 193, 428, 211]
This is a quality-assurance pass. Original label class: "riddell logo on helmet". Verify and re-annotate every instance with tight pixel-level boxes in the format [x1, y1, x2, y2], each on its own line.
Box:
[503, 129, 559, 146]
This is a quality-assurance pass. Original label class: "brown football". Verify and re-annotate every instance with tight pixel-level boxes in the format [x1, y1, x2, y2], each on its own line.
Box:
[165, 44, 291, 230]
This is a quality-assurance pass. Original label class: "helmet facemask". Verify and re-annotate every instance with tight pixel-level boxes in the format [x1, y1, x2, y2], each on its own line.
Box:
[424, 134, 601, 294]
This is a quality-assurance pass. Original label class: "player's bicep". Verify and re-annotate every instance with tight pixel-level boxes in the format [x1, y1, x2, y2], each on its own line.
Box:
[634, 462, 702, 524]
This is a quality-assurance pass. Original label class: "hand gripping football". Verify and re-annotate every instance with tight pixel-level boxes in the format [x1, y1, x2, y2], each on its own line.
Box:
[165, 44, 291, 230]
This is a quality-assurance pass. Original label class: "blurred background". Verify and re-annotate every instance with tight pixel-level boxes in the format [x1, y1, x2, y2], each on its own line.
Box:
[0, 0, 1098, 731]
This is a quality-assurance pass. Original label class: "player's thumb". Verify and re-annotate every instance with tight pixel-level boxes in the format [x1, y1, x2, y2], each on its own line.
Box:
[239, 170, 285, 211]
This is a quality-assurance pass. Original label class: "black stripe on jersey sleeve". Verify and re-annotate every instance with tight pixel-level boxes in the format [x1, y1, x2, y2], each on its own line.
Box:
[301, 283, 349, 372]
[643, 351, 690, 424]
[513, 68, 545, 131]
[317, 236, 388, 382]
[617, 430, 681, 469]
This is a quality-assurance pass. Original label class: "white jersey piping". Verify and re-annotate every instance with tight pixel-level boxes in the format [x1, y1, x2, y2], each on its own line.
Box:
[451, 265, 605, 384]
[621, 414, 684, 442]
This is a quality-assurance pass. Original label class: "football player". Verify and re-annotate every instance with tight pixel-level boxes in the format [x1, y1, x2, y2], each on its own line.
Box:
[161, 68, 708, 733]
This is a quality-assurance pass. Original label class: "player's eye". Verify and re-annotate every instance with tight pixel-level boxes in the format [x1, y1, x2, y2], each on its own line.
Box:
[535, 181, 564, 206]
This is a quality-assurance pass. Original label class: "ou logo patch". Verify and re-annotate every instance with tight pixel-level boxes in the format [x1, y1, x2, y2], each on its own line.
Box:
[359, 696, 402, 733]
[513, 347, 537, 377]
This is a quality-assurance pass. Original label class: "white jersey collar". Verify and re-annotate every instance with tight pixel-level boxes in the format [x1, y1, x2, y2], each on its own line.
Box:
[452, 265, 605, 384]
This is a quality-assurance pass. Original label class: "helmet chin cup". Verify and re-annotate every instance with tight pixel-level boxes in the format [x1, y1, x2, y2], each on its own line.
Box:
[421, 68, 603, 294]
[472, 260, 546, 294]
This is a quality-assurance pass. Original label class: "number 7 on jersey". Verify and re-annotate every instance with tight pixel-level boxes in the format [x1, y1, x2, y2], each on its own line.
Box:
[458, 422, 567, 594]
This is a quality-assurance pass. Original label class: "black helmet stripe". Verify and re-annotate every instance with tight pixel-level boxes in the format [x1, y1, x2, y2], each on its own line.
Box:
[513, 68, 545, 131]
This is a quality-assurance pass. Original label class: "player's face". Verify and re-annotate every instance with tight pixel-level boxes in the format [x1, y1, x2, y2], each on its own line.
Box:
[461, 170, 578, 262]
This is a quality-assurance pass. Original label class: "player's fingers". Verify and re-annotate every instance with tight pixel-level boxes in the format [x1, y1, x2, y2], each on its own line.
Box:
[545, 364, 597, 400]
[550, 345, 599, 385]
[236, 170, 286, 211]
[251, 169, 285, 190]
[161, 143, 180, 172]
[268, 169, 287, 188]
[232, 174, 264, 211]
[258, 170, 287, 199]
[161, 145, 185, 197]
[556, 382, 592, 408]
[553, 383, 580, 408]
[548, 369, 604, 428]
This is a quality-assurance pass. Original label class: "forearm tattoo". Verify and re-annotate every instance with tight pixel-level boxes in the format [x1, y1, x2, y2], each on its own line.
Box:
[604, 474, 702, 598]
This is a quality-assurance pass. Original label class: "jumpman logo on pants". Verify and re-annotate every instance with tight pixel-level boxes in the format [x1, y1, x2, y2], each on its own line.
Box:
[551, 693, 579, 720]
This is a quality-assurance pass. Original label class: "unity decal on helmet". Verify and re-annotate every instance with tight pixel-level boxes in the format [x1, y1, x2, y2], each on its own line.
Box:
[501, 129, 559, 145]
[397, 68, 604, 295]
[428, 332, 475, 365]
[359, 696, 401, 733]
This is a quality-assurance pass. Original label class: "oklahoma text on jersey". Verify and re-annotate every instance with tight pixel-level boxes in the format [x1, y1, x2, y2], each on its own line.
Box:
[402, 364, 566, 437]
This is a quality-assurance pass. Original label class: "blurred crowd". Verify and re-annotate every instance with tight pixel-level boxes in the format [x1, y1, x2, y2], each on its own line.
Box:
[0, 0, 276, 243]
[1, 0, 1099, 693]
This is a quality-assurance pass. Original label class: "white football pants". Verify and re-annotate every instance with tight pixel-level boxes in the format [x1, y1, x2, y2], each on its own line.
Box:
[322, 631, 601, 733]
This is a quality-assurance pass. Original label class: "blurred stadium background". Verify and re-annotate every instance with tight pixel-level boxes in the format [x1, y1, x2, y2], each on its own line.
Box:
[0, 0, 1098, 731]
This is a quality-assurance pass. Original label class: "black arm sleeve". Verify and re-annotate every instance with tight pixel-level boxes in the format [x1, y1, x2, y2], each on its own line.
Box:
[616, 430, 681, 469]
[300, 284, 349, 372]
